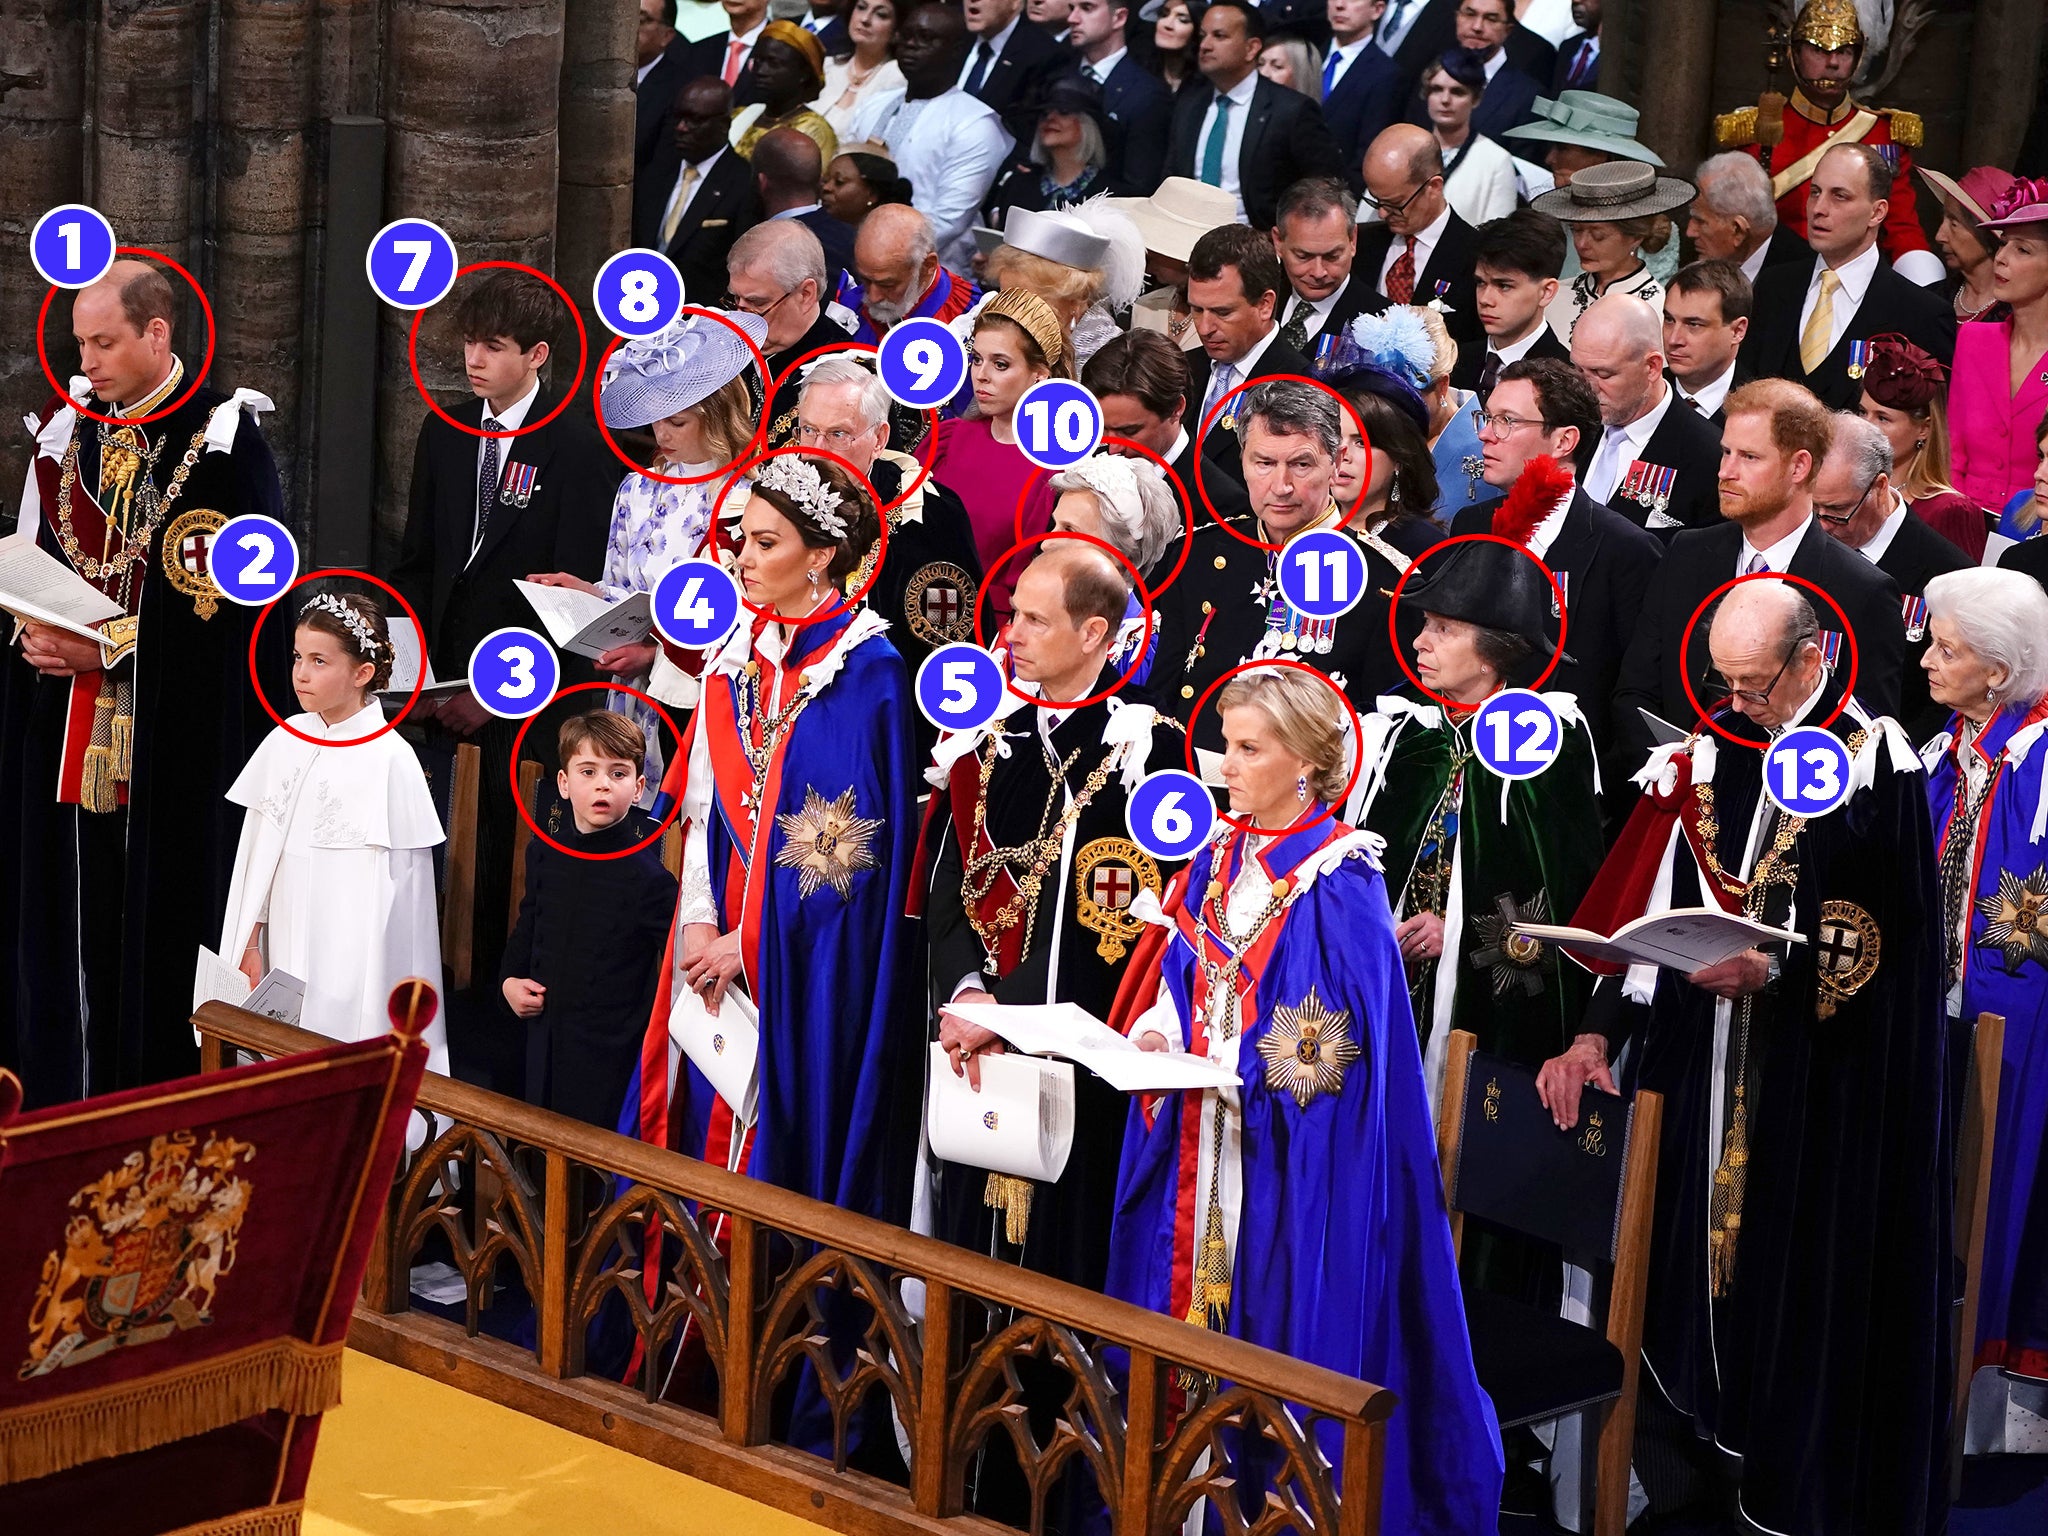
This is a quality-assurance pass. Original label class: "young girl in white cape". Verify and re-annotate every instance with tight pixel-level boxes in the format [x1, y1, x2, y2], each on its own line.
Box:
[217, 590, 449, 1072]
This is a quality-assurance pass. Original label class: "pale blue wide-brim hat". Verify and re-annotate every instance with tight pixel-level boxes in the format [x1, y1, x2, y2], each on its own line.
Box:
[599, 310, 770, 430]
[1503, 91, 1665, 167]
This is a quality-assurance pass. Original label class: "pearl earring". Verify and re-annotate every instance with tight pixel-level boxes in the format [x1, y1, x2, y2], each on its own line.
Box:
[808, 568, 821, 592]
[1296, 774, 1309, 801]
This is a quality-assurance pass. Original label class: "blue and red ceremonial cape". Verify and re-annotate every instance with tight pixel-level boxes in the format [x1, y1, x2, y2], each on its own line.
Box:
[1105, 820, 1504, 1535]
[838, 266, 978, 346]
[1928, 696, 2048, 1380]
[628, 604, 919, 1218]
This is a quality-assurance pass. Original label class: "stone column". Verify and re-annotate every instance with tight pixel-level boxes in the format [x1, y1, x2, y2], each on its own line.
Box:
[1965, 0, 2045, 173]
[94, 0, 205, 262]
[556, 0, 635, 339]
[1621, 0, 1721, 175]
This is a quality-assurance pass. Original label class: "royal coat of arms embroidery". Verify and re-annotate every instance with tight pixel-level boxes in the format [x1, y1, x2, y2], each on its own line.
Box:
[1255, 988, 1363, 1108]
[21, 1129, 258, 1379]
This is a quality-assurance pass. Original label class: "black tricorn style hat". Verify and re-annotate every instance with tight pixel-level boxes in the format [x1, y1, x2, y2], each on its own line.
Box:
[1401, 540, 1568, 660]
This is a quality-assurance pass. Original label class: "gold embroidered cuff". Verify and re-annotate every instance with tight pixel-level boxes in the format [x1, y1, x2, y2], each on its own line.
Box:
[99, 614, 139, 669]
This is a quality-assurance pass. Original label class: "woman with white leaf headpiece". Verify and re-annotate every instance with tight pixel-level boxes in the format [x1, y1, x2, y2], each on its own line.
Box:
[527, 310, 768, 787]
[1046, 451, 1182, 686]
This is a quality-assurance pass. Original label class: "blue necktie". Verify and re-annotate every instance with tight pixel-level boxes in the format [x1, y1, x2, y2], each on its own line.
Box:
[965, 39, 995, 95]
[1322, 49, 1339, 97]
[477, 417, 504, 554]
[1200, 96, 1231, 187]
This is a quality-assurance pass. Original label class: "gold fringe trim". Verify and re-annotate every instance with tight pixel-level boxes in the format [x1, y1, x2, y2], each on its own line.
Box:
[984, 1172, 1033, 1246]
[161, 1503, 303, 1536]
[110, 709, 134, 782]
[0, 1338, 344, 1486]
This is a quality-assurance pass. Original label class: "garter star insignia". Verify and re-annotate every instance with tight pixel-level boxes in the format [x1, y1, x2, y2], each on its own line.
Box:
[165, 508, 227, 620]
[1074, 837, 1162, 961]
[1977, 865, 2048, 974]
[906, 562, 974, 646]
[1256, 988, 1362, 1109]
[773, 786, 883, 900]
[22, 1129, 257, 1378]
[1470, 889, 1550, 997]
[1815, 900, 1881, 1019]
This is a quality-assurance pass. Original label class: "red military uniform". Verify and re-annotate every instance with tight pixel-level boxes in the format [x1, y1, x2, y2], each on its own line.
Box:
[1715, 87, 1931, 260]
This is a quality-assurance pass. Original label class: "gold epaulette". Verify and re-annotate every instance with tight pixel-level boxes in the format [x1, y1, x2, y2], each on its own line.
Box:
[1880, 107, 1923, 148]
[1713, 106, 1758, 150]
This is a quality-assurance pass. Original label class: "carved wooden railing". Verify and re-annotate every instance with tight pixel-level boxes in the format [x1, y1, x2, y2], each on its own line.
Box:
[195, 1004, 1394, 1536]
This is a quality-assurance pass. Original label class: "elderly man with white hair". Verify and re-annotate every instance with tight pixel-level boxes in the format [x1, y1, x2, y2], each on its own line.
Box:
[1686, 150, 1812, 287]
[843, 203, 978, 342]
[793, 353, 982, 754]
[1814, 410, 1971, 737]
[1547, 573, 1950, 1536]
[1921, 566, 2048, 1459]
[1046, 452, 1182, 685]
[1570, 290, 1724, 535]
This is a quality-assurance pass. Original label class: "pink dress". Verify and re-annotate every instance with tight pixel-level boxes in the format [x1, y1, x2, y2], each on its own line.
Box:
[1950, 319, 2048, 519]
[931, 416, 1055, 622]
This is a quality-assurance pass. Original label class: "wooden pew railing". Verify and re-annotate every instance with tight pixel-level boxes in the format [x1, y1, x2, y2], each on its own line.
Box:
[196, 1004, 1394, 1536]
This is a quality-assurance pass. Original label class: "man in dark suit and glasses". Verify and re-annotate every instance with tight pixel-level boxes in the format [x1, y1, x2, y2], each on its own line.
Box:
[1744, 143, 1956, 410]
[1180, 224, 1315, 465]
[1065, 0, 1170, 195]
[634, 0, 693, 171]
[1814, 411, 1970, 739]
[634, 76, 762, 312]
[1163, 0, 1344, 230]
[388, 270, 621, 1028]
[1320, 0, 1405, 191]
[1612, 378, 1905, 772]
[1572, 291, 1724, 537]
[1449, 356, 1663, 801]
[1354, 123, 1484, 357]
[1662, 259, 1752, 424]
[1454, 208, 1570, 393]
[1271, 177, 1390, 360]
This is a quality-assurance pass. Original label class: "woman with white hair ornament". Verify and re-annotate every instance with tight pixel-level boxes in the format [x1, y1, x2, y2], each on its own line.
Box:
[1921, 567, 2048, 1451]
[1046, 451, 1182, 686]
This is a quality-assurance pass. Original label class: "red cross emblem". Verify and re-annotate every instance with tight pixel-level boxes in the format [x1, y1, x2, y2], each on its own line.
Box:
[923, 582, 960, 626]
[1090, 864, 1135, 909]
[180, 530, 213, 578]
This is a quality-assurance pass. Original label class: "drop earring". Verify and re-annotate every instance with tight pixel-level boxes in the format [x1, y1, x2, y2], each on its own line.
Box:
[808, 567, 821, 592]
[1296, 774, 1308, 801]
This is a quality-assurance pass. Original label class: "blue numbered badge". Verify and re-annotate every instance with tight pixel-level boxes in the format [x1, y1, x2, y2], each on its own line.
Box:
[364, 218, 459, 311]
[469, 627, 560, 720]
[31, 205, 117, 290]
[1013, 379, 1104, 471]
[914, 643, 1004, 734]
[1764, 725, 1852, 817]
[651, 559, 742, 650]
[1128, 769, 1217, 861]
[878, 317, 968, 409]
[207, 514, 300, 608]
[592, 249, 685, 339]
[1473, 688, 1562, 781]
[1276, 528, 1367, 620]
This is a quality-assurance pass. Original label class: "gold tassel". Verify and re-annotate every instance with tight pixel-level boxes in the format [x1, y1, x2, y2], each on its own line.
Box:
[80, 680, 118, 814]
[0, 1336, 345, 1485]
[110, 696, 134, 784]
[1708, 1090, 1749, 1298]
[984, 1173, 1034, 1246]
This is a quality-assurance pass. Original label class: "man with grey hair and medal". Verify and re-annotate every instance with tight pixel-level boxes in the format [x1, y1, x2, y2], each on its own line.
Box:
[1151, 378, 1400, 749]
[1537, 575, 1950, 1534]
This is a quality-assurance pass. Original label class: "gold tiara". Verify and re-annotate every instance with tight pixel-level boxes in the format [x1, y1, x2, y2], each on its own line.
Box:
[979, 288, 1066, 371]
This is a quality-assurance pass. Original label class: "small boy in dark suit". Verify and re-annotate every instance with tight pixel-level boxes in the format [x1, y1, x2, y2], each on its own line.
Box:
[502, 710, 677, 1129]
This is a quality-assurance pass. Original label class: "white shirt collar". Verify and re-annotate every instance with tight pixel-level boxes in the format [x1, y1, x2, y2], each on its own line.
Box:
[1815, 239, 1880, 304]
[310, 699, 388, 739]
[1481, 48, 1507, 82]
[1489, 323, 1547, 366]
[1738, 238, 1771, 287]
[1229, 322, 1283, 375]
[1610, 379, 1673, 453]
[689, 144, 727, 177]
[636, 55, 662, 85]
[1290, 285, 1345, 324]
[485, 374, 541, 431]
[1167, 426, 1192, 464]
[1221, 68, 1259, 107]
[1676, 358, 1738, 416]
[1329, 36, 1369, 63]
[1856, 490, 1911, 564]
[975, 13, 1020, 57]
[1776, 672, 1831, 737]
[1085, 44, 1127, 77]
[1524, 487, 1576, 559]
[769, 202, 824, 220]
[1739, 516, 1810, 576]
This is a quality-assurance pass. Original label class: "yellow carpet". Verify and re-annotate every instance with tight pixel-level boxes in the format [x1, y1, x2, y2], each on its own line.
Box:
[305, 1350, 825, 1536]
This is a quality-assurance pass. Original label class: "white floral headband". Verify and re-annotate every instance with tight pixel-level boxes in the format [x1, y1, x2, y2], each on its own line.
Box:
[300, 593, 385, 656]
[754, 456, 849, 540]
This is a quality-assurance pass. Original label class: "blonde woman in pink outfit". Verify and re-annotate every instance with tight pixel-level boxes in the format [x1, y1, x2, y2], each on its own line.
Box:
[1951, 178, 2048, 524]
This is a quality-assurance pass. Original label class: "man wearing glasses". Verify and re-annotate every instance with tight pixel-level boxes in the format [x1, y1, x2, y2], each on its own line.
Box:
[1540, 574, 1948, 1536]
[1612, 376, 1904, 771]
[1813, 411, 1968, 738]
[1355, 124, 1484, 359]
[726, 220, 856, 444]
[1449, 356, 1661, 803]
